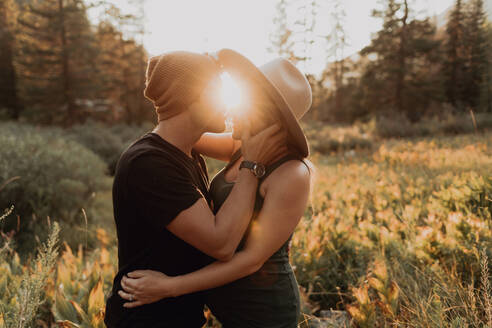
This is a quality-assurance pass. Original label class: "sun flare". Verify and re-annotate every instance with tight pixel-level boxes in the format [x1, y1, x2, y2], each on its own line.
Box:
[220, 72, 243, 113]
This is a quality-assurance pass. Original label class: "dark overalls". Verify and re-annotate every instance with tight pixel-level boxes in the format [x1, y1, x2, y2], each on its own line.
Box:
[206, 151, 303, 328]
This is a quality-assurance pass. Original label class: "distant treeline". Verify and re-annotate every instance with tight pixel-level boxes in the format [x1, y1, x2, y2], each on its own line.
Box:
[0, 0, 154, 126]
[1, 0, 491, 126]
[271, 0, 492, 123]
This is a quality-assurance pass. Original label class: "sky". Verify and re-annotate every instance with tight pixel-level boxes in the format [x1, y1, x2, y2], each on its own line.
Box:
[92, 0, 457, 74]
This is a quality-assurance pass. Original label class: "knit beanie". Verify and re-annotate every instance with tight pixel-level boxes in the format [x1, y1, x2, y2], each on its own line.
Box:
[144, 51, 220, 122]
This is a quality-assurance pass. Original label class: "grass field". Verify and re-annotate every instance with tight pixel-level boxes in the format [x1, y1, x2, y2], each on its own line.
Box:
[294, 132, 492, 327]
[1, 130, 491, 327]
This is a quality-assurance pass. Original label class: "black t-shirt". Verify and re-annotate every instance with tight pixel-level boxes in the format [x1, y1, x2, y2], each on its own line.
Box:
[104, 132, 214, 328]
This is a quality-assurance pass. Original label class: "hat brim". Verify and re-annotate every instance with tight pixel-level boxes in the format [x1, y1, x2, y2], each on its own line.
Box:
[217, 49, 309, 158]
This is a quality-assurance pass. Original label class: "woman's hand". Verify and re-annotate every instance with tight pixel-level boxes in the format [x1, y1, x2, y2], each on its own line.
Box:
[118, 270, 178, 308]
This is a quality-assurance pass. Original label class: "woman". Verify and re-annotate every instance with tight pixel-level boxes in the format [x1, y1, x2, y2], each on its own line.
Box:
[118, 49, 313, 328]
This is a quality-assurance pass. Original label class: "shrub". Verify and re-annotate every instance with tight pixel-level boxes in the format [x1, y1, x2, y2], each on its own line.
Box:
[0, 221, 60, 328]
[293, 132, 492, 321]
[0, 210, 114, 328]
[302, 121, 374, 155]
[0, 123, 110, 253]
[373, 113, 417, 139]
[370, 112, 492, 139]
[108, 122, 153, 146]
[440, 113, 477, 135]
[51, 239, 117, 328]
[67, 121, 152, 175]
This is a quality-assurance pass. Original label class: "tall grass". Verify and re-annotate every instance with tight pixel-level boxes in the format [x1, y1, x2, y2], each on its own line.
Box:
[295, 132, 492, 327]
[0, 217, 60, 328]
[0, 126, 491, 327]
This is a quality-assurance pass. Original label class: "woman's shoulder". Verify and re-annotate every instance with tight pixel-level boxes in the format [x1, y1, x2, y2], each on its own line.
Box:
[261, 159, 311, 196]
[273, 159, 310, 181]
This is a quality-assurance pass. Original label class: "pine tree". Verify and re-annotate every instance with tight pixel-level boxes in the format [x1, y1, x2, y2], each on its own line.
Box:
[120, 40, 151, 124]
[444, 0, 467, 109]
[325, 0, 349, 120]
[303, 0, 317, 71]
[359, 0, 440, 120]
[292, 0, 317, 70]
[395, 0, 409, 113]
[16, 0, 96, 125]
[0, 0, 21, 119]
[464, 0, 488, 111]
[94, 2, 152, 124]
[94, 20, 126, 121]
[360, 0, 402, 112]
[269, 0, 297, 62]
[482, 22, 492, 112]
[123, 0, 152, 124]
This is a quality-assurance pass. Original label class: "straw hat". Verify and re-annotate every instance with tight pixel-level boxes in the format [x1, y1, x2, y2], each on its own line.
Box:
[212, 49, 312, 157]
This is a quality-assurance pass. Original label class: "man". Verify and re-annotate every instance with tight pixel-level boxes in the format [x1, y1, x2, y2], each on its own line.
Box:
[104, 51, 284, 327]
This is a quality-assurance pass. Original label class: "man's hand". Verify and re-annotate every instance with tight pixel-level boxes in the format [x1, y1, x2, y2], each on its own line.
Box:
[241, 123, 287, 166]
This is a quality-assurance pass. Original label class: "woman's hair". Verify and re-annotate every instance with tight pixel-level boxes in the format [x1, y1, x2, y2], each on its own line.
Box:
[250, 86, 316, 206]
[249, 88, 310, 160]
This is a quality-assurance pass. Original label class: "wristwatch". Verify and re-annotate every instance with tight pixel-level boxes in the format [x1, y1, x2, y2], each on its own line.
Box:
[240, 161, 266, 178]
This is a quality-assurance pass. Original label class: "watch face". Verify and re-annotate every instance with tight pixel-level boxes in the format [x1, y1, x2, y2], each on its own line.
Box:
[253, 163, 266, 178]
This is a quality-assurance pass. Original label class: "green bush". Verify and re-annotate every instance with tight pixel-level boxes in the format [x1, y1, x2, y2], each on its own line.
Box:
[0, 123, 110, 253]
[67, 121, 152, 175]
[108, 122, 153, 146]
[373, 113, 417, 138]
[371, 112, 492, 139]
[302, 121, 374, 155]
[67, 122, 124, 175]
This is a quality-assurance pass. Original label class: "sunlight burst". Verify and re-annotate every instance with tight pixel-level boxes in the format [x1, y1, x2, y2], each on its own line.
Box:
[220, 72, 243, 113]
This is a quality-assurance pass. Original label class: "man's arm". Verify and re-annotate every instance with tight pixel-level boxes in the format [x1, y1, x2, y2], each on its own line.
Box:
[133, 124, 285, 261]
[193, 132, 241, 162]
[119, 161, 310, 306]
[167, 168, 257, 261]
[168, 124, 286, 261]
[170, 161, 310, 290]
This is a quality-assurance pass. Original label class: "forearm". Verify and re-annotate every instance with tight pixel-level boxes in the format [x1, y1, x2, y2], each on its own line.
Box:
[172, 250, 261, 297]
[194, 132, 238, 161]
[213, 169, 257, 258]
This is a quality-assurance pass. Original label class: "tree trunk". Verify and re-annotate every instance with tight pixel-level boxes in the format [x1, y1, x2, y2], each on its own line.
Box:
[0, 0, 21, 119]
[335, 58, 344, 116]
[396, 0, 408, 115]
[487, 63, 492, 112]
[58, 0, 75, 125]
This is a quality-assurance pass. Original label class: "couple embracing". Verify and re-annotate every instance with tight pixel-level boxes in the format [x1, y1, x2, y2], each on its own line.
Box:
[104, 49, 313, 328]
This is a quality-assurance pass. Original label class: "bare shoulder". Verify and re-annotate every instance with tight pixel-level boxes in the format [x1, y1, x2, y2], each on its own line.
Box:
[273, 160, 310, 181]
[260, 160, 311, 197]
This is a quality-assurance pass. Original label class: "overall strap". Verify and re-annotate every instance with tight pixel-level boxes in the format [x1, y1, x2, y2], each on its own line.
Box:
[259, 154, 300, 185]
[226, 148, 302, 184]
[226, 148, 300, 173]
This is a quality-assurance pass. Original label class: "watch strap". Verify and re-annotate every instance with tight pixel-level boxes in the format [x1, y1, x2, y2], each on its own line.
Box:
[239, 161, 256, 171]
[240, 160, 266, 178]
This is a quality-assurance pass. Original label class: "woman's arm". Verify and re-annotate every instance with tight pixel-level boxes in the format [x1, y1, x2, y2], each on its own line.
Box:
[193, 132, 241, 162]
[119, 161, 310, 308]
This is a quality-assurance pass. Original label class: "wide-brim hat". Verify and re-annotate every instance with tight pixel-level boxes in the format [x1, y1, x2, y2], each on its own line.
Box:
[213, 49, 312, 158]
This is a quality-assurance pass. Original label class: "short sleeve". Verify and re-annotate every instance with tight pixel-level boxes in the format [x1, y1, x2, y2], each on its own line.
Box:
[127, 155, 203, 230]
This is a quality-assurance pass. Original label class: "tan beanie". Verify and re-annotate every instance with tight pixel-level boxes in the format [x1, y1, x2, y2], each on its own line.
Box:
[144, 51, 220, 122]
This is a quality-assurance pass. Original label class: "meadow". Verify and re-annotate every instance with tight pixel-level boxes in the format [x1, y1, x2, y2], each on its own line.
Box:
[0, 120, 491, 328]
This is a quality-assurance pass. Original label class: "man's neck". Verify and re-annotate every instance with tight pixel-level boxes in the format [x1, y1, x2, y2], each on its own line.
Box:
[152, 114, 204, 157]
